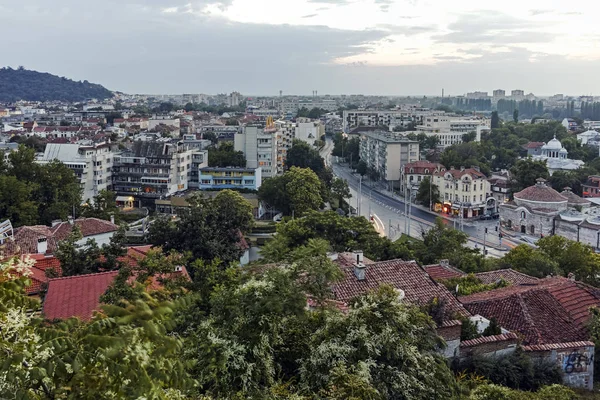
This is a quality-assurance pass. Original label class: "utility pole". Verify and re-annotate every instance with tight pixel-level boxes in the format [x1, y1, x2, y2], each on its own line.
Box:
[404, 185, 408, 235]
[358, 175, 362, 216]
[429, 176, 433, 211]
[407, 186, 412, 238]
[483, 227, 487, 256]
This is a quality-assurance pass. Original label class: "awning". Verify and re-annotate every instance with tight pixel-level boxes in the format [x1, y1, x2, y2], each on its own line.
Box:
[116, 196, 134, 202]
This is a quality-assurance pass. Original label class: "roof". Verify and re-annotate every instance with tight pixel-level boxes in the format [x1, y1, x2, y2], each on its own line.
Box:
[522, 341, 595, 352]
[560, 188, 591, 205]
[525, 141, 545, 149]
[434, 168, 487, 180]
[0, 225, 58, 258]
[50, 218, 119, 241]
[403, 161, 445, 175]
[459, 277, 600, 345]
[43, 271, 119, 321]
[460, 333, 520, 348]
[474, 269, 539, 285]
[423, 263, 464, 281]
[514, 179, 567, 203]
[331, 258, 470, 321]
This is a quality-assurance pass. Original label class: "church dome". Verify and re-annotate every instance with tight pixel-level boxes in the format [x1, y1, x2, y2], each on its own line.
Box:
[514, 178, 567, 203]
[542, 137, 563, 151]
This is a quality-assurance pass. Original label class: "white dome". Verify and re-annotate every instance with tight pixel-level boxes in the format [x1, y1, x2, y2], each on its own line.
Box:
[542, 137, 562, 150]
[559, 147, 568, 153]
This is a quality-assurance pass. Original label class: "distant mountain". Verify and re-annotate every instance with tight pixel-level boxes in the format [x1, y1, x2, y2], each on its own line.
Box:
[0, 67, 113, 102]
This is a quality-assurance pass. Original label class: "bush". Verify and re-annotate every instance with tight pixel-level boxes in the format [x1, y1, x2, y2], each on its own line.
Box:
[536, 385, 579, 400]
[440, 274, 509, 296]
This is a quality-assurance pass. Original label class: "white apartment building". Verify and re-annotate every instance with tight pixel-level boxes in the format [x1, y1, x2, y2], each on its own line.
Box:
[38, 142, 114, 203]
[510, 90, 525, 101]
[298, 99, 338, 112]
[227, 91, 242, 107]
[466, 91, 489, 99]
[149, 117, 181, 137]
[415, 116, 490, 147]
[112, 139, 195, 200]
[294, 118, 323, 146]
[432, 167, 492, 218]
[234, 125, 278, 177]
[359, 131, 419, 183]
[343, 108, 444, 132]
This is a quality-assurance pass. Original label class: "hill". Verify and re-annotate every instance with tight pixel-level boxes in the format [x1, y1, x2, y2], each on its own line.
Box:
[0, 67, 113, 102]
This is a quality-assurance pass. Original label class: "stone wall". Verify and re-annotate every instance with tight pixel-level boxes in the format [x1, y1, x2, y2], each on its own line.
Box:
[555, 219, 600, 250]
[499, 204, 555, 236]
[437, 323, 462, 358]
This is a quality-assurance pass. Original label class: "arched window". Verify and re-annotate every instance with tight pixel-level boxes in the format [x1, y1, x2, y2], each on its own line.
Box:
[530, 225, 535, 235]
[410, 168, 414, 173]
[424, 169, 429, 174]
[520, 211, 526, 219]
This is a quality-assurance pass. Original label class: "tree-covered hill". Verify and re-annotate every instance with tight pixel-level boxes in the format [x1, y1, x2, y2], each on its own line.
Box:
[0, 66, 112, 102]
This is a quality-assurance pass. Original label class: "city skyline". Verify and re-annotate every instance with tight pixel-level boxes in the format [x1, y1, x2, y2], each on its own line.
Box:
[2, 1, 600, 95]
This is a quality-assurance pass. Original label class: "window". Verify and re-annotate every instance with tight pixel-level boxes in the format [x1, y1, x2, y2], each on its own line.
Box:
[473, 195, 476, 201]
[520, 211, 526, 219]
[473, 184, 476, 191]
[480, 194, 483, 201]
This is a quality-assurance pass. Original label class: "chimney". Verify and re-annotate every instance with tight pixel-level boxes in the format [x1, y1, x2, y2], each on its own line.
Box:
[51, 219, 61, 227]
[37, 237, 48, 254]
[353, 250, 364, 264]
[67, 216, 74, 225]
[354, 263, 366, 281]
[440, 259, 449, 268]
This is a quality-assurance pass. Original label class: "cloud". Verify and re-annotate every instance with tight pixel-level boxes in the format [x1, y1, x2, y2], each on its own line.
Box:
[529, 9, 552, 16]
[376, 24, 435, 35]
[433, 11, 553, 44]
[301, 13, 318, 18]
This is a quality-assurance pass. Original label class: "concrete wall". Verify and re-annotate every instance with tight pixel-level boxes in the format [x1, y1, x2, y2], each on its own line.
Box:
[526, 345, 594, 390]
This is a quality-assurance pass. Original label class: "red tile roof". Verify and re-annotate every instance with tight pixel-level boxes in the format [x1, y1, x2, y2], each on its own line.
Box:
[460, 332, 520, 348]
[459, 277, 600, 345]
[514, 180, 567, 203]
[403, 161, 445, 175]
[433, 168, 487, 180]
[50, 218, 119, 241]
[423, 263, 464, 281]
[522, 341, 595, 352]
[0, 225, 59, 258]
[43, 271, 119, 321]
[331, 258, 470, 321]
[525, 141, 545, 149]
[474, 269, 539, 286]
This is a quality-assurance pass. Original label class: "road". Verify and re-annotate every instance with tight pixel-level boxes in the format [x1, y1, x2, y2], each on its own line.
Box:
[323, 140, 519, 257]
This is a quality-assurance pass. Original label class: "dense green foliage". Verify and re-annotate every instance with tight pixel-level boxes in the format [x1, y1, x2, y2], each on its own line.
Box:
[0, 146, 82, 227]
[207, 142, 246, 168]
[258, 167, 325, 216]
[285, 139, 333, 187]
[416, 176, 440, 208]
[0, 67, 112, 102]
[147, 190, 254, 264]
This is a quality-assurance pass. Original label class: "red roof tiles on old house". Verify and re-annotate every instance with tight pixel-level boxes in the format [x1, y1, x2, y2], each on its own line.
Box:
[423, 263, 464, 281]
[43, 271, 119, 321]
[50, 218, 119, 242]
[474, 269, 540, 286]
[331, 258, 470, 320]
[459, 277, 600, 345]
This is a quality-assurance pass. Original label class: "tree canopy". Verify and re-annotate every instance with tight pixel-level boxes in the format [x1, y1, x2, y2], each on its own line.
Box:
[258, 167, 325, 216]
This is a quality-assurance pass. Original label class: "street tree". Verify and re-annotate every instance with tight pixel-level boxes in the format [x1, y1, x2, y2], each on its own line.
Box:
[356, 160, 368, 176]
[330, 177, 351, 209]
[491, 111, 500, 129]
[495, 244, 560, 278]
[415, 177, 440, 209]
[258, 167, 324, 216]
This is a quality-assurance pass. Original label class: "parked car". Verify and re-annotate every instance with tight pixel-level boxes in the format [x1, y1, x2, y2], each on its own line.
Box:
[479, 214, 492, 220]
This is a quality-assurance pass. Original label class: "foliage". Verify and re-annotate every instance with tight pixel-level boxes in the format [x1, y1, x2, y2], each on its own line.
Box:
[300, 285, 459, 399]
[260, 211, 413, 262]
[491, 111, 500, 129]
[415, 176, 440, 208]
[258, 167, 324, 216]
[482, 318, 502, 337]
[495, 244, 560, 278]
[80, 189, 121, 222]
[0, 145, 82, 227]
[0, 257, 192, 398]
[0, 67, 112, 102]
[207, 142, 246, 168]
[536, 235, 600, 286]
[56, 225, 128, 276]
[412, 218, 485, 272]
[147, 190, 253, 264]
[509, 158, 550, 194]
[285, 139, 332, 187]
[330, 177, 351, 210]
[332, 133, 359, 165]
[356, 160, 368, 176]
[460, 317, 481, 341]
[453, 348, 562, 391]
[441, 274, 509, 296]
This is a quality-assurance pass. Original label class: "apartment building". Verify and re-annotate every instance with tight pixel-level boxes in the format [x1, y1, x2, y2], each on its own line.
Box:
[401, 160, 445, 193]
[298, 99, 338, 112]
[343, 108, 443, 132]
[415, 116, 490, 148]
[188, 149, 208, 189]
[38, 142, 114, 203]
[234, 124, 278, 177]
[198, 167, 262, 191]
[432, 167, 492, 218]
[359, 131, 419, 184]
[112, 139, 195, 200]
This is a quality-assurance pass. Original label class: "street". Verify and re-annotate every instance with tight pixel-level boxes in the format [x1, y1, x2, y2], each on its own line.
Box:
[322, 140, 519, 258]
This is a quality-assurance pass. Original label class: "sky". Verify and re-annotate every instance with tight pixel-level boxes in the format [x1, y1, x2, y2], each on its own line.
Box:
[2, 0, 599, 95]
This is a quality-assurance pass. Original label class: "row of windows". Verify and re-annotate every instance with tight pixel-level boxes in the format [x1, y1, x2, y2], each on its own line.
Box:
[444, 193, 484, 202]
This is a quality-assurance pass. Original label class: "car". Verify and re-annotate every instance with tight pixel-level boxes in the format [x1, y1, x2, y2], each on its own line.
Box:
[479, 214, 492, 220]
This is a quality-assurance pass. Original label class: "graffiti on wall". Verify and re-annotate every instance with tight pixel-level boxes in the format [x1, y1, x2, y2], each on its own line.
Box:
[563, 350, 593, 374]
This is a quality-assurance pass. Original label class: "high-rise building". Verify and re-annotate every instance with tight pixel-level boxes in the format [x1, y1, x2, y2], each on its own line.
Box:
[234, 120, 278, 178]
[358, 131, 419, 183]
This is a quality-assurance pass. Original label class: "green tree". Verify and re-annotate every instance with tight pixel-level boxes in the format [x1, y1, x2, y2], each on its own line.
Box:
[416, 176, 440, 208]
[330, 177, 351, 209]
[0, 175, 38, 226]
[462, 131, 477, 143]
[537, 235, 600, 286]
[258, 167, 324, 216]
[300, 285, 459, 399]
[81, 189, 119, 221]
[207, 142, 246, 168]
[285, 139, 332, 187]
[356, 160, 368, 176]
[513, 109, 519, 123]
[148, 190, 254, 264]
[497, 244, 560, 278]
[509, 158, 550, 194]
[491, 111, 500, 129]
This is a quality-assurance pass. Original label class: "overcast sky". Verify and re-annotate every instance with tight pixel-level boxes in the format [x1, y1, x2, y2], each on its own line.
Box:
[2, 0, 599, 95]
